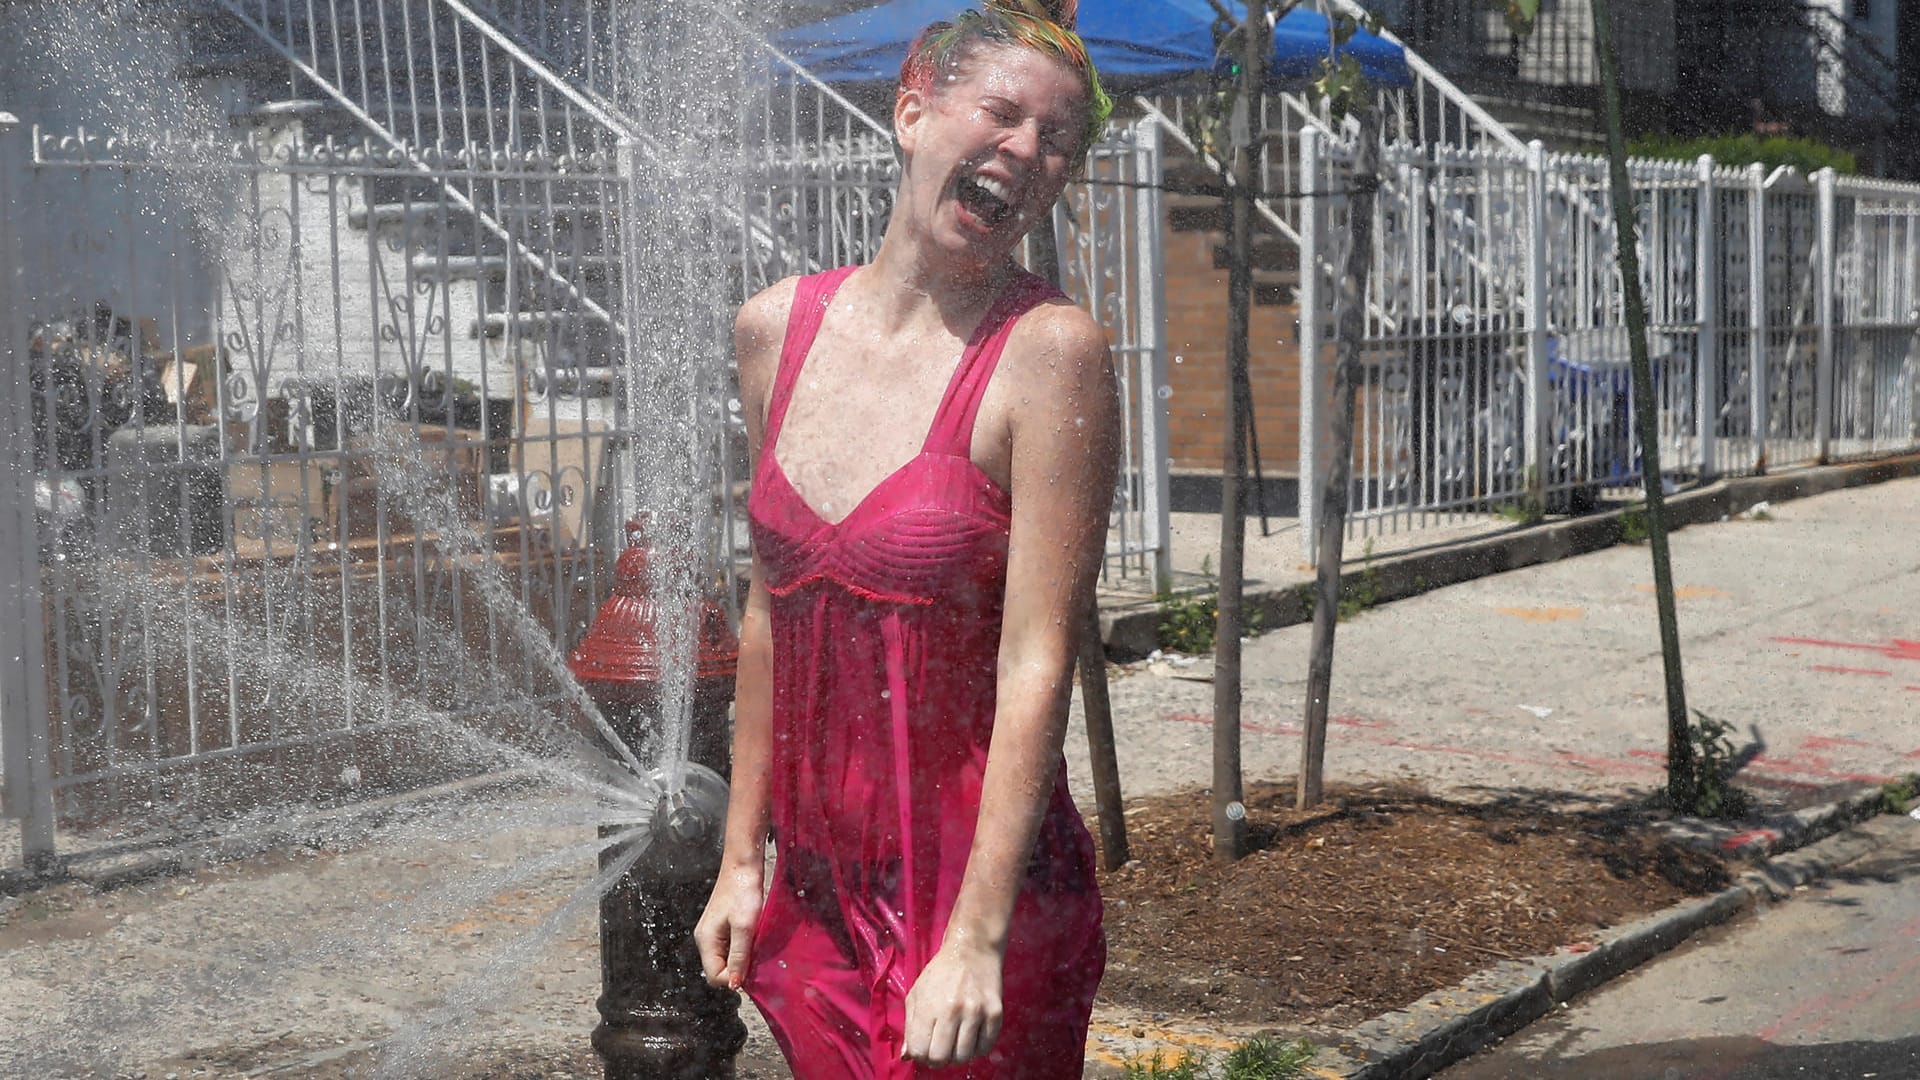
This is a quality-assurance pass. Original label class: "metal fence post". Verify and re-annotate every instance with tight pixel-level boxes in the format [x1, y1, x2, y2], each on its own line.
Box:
[0, 114, 57, 872]
[1524, 140, 1549, 508]
[1814, 167, 1837, 462]
[1910, 197, 1920, 445]
[1695, 155, 1718, 478]
[1297, 126, 1323, 561]
[1134, 120, 1173, 588]
[1748, 163, 1768, 472]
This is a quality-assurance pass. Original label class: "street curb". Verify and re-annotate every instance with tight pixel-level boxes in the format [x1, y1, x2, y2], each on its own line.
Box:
[1657, 782, 1888, 862]
[1100, 451, 1920, 657]
[1309, 793, 1903, 1080]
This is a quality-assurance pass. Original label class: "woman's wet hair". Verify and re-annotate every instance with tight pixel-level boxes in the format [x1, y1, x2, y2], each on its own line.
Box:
[897, 0, 1114, 156]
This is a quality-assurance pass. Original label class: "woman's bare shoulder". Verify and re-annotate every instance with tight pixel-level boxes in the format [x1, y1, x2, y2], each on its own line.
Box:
[734, 275, 803, 412]
[1002, 293, 1115, 397]
[736, 276, 802, 353]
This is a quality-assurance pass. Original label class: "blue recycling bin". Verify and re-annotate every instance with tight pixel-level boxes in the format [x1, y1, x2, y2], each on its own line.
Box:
[1546, 335, 1669, 491]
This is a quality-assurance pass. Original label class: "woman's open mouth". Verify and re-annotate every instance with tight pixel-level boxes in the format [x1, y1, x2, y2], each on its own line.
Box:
[956, 173, 1015, 228]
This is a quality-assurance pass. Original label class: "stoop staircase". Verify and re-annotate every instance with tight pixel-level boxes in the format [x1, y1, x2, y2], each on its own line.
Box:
[183, 0, 888, 415]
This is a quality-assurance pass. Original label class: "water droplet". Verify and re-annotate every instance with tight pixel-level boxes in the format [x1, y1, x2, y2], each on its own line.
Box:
[1156, 385, 1172, 400]
[1225, 801, 1246, 821]
[880, 689, 890, 699]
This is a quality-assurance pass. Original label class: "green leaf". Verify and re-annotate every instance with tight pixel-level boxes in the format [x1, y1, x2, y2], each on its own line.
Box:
[1504, 0, 1540, 37]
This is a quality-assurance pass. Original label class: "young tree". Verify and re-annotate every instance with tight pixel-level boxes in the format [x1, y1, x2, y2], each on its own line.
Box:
[1585, 0, 1698, 805]
[1206, 0, 1385, 837]
[1210, 0, 1273, 862]
[1297, 63, 1379, 810]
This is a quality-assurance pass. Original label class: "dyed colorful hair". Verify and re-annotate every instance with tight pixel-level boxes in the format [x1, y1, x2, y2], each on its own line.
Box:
[897, 0, 1114, 156]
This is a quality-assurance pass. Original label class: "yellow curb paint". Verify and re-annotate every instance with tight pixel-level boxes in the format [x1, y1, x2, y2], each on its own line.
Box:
[1085, 1023, 1246, 1066]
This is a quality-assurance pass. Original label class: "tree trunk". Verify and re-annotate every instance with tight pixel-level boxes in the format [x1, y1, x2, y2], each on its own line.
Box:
[1213, 0, 1271, 863]
[1298, 111, 1378, 810]
[1591, 0, 1696, 805]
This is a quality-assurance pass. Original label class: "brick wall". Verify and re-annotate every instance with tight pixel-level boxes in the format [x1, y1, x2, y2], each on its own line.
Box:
[1161, 225, 1303, 474]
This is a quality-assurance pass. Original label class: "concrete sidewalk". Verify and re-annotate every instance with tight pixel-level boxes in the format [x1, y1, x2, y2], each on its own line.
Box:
[1065, 458, 1920, 811]
[1094, 453, 1920, 658]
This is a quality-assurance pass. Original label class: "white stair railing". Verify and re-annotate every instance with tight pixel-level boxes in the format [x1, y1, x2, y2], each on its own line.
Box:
[212, 0, 633, 330]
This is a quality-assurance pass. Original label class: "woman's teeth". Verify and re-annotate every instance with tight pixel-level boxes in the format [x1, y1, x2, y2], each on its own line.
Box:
[958, 174, 1013, 225]
[974, 175, 1011, 202]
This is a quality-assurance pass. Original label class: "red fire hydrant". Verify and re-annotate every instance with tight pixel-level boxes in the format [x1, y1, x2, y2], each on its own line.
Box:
[568, 519, 746, 1079]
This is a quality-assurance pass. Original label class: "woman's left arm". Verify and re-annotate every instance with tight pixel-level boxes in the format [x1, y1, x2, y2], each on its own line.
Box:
[902, 302, 1120, 1067]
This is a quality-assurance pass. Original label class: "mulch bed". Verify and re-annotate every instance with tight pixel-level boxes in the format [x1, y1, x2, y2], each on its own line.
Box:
[1094, 781, 1731, 1028]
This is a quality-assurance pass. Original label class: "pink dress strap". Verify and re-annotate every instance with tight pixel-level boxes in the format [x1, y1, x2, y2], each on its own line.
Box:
[762, 265, 861, 452]
[920, 272, 1064, 458]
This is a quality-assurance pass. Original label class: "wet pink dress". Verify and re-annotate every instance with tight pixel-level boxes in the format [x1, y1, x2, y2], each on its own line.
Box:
[744, 266, 1105, 1078]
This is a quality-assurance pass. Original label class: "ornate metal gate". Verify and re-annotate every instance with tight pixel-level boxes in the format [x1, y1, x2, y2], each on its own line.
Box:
[0, 114, 679, 867]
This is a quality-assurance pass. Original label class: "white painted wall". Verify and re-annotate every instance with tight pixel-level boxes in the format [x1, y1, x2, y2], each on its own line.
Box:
[0, 1, 241, 352]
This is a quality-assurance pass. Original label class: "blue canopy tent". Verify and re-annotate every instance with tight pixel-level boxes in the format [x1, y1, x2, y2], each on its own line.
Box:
[771, 0, 1409, 91]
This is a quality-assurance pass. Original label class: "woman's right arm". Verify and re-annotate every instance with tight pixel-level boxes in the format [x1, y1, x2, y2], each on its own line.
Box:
[695, 278, 795, 990]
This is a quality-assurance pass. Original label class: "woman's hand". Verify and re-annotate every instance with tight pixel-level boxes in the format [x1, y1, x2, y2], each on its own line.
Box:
[694, 862, 764, 990]
[901, 934, 1006, 1067]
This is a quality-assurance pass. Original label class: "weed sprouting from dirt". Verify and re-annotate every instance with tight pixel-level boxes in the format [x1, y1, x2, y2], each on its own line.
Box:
[1122, 1038, 1316, 1079]
[1122, 1048, 1209, 1080]
[1620, 503, 1651, 544]
[1221, 1037, 1318, 1078]
[1655, 710, 1754, 820]
[1876, 772, 1920, 815]
[1154, 557, 1266, 654]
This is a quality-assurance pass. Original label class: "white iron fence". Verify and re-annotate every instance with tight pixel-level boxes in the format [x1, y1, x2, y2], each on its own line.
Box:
[0, 121, 678, 867]
[1299, 130, 1920, 551]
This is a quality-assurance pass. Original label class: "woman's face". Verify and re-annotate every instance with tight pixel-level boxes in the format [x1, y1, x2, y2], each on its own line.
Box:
[895, 44, 1089, 264]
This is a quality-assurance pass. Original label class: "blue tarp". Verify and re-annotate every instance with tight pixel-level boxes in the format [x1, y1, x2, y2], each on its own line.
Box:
[772, 0, 1410, 91]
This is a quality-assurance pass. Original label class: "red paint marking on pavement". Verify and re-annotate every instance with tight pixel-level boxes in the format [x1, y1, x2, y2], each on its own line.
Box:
[1739, 948, 1920, 1072]
[1161, 711, 1664, 778]
[1773, 635, 1920, 663]
[1378, 738, 1665, 778]
[1811, 664, 1894, 677]
[1331, 715, 1392, 729]
[1707, 950, 1920, 1080]
[1165, 713, 1302, 738]
[1627, 748, 1892, 786]
[1159, 712, 1895, 787]
[1801, 735, 1881, 751]
[1719, 829, 1780, 852]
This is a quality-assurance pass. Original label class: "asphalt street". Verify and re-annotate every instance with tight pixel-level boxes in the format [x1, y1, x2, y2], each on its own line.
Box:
[1437, 813, 1920, 1080]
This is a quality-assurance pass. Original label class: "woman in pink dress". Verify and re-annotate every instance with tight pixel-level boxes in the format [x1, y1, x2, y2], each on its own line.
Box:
[695, 2, 1117, 1074]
